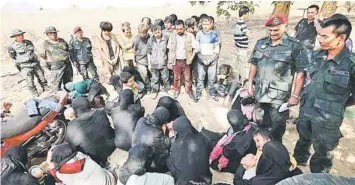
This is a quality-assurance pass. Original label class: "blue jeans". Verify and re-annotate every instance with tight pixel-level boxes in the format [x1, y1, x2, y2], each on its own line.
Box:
[196, 62, 217, 97]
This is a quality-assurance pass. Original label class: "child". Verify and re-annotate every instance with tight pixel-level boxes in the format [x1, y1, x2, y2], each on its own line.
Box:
[119, 72, 140, 110]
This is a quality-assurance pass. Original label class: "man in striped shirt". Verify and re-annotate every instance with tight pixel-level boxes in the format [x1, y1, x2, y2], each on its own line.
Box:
[234, 6, 251, 82]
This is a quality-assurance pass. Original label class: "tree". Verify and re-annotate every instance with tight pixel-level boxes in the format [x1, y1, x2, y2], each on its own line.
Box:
[271, 1, 292, 17]
[320, 1, 338, 18]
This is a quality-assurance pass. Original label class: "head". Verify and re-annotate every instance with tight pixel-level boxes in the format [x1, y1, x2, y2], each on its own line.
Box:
[318, 15, 352, 50]
[265, 14, 288, 41]
[120, 72, 135, 88]
[170, 14, 178, 24]
[227, 109, 249, 132]
[72, 97, 91, 116]
[154, 19, 165, 30]
[218, 64, 232, 76]
[138, 23, 149, 38]
[253, 129, 272, 151]
[175, 20, 185, 35]
[50, 143, 77, 170]
[306, 5, 319, 21]
[202, 17, 211, 32]
[172, 116, 196, 139]
[150, 107, 170, 126]
[73, 26, 83, 39]
[199, 13, 208, 20]
[109, 75, 122, 92]
[152, 25, 162, 39]
[239, 6, 250, 20]
[208, 16, 215, 27]
[122, 24, 132, 37]
[157, 96, 174, 110]
[100, 21, 113, 36]
[14, 34, 25, 42]
[64, 107, 76, 121]
[92, 96, 105, 108]
[191, 15, 199, 23]
[141, 17, 152, 27]
[5, 146, 28, 168]
[164, 16, 174, 30]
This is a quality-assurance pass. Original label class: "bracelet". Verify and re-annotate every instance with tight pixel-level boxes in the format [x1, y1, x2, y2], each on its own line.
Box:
[292, 94, 300, 99]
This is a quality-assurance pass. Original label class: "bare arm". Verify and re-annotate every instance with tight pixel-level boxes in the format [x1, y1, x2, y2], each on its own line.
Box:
[293, 72, 305, 97]
[248, 64, 257, 96]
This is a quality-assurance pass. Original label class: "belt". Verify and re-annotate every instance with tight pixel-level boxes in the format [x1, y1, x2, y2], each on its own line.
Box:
[176, 59, 186, 61]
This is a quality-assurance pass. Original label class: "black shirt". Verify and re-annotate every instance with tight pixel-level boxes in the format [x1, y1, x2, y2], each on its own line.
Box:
[106, 39, 115, 60]
[294, 18, 317, 44]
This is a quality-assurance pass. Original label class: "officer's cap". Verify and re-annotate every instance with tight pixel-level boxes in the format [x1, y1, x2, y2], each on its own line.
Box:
[45, 26, 59, 34]
[10, 29, 25, 38]
[265, 14, 288, 27]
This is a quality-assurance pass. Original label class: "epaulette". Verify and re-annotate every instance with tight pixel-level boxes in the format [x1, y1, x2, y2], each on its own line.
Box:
[349, 52, 355, 64]
[287, 36, 300, 43]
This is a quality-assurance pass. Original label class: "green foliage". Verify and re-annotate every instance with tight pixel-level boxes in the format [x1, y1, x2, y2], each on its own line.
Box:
[189, 1, 258, 19]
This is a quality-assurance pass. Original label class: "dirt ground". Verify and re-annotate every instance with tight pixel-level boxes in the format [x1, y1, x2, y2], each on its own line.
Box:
[1, 1, 354, 183]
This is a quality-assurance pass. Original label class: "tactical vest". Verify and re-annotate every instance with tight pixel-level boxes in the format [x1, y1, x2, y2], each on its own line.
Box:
[70, 37, 93, 64]
[168, 32, 194, 66]
[9, 40, 38, 68]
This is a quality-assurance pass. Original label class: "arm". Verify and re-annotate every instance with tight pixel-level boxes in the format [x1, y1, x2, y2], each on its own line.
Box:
[38, 42, 48, 60]
[289, 44, 308, 105]
[187, 35, 197, 65]
[7, 45, 20, 71]
[233, 165, 252, 185]
[147, 38, 153, 67]
[97, 37, 112, 64]
[68, 39, 76, 64]
[346, 65, 355, 107]
[228, 77, 240, 97]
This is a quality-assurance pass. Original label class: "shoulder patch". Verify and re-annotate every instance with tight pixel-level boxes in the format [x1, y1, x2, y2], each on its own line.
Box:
[349, 53, 355, 64]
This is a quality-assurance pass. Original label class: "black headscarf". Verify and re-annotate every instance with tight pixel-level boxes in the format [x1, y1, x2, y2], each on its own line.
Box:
[252, 141, 291, 185]
[119, 145, 151, 185]
[3, 146, 28, 173]
[167, 116, 212, 185]
[72, 97, 90, 117]
[227, 109, 249, 133]
[146, 107, 170, 127]
[156, 96, 186, 122]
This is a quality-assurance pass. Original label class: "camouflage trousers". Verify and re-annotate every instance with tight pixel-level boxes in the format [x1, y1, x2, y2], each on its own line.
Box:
[50, 63, 73, 91]
[255, 103, 289, 143]
[20, 65, 49, 97]
[293, 116, 343, 173]
[235, 48, 249, 81]
[78, 62, 99, 80]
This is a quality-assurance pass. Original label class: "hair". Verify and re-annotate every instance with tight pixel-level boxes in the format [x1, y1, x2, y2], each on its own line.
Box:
[122, 22, 131, 27]
[239, 6, 250, 17]
[253, 129, 273, 141]
[175, 19, 185, 27]
[199, 13, 208, 19]
[307, 4, 319, 11]
[138, 23, 149, 33]
[164, 16, 173, 24]
[185, 18, 195, 28]
[109, 75, 122, 92]
[170, 14, 178, 24]
[100, 21, 113, 32]
[191, 15, 198, 21]
[93, 95, 105, 108]
[201, 17, 210, 23]
[72, 97, 91, 116]
[141, 17, 152, 25]
[152, 24, 162, 32]
[154, 19, 165, 29]
[322, 17, 352, 40]
[51, 143, 77, 170]
[208, 16, 215, 23]
[120, 72, 133, 84]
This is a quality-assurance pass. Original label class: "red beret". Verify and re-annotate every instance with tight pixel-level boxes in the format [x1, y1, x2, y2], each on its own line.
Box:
[73, 26, 82, 34]
[265, 14, 288, 27]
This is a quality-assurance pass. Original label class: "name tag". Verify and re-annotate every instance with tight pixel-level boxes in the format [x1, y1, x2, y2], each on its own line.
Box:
[330, 70, 349, 76]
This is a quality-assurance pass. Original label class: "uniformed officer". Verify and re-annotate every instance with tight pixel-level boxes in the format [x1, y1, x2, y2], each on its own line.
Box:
[248, 14, 308, 143]
[39, 26, 73, 91]
[294, 14, 355, 173]
[8, 29, 49, 97]
[69, 26, 99, 80]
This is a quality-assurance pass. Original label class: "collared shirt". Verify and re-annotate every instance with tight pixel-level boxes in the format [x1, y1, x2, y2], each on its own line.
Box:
[294, 18, 317, 44]
[301, 47, 355, 126]
[69, 37, 93, 64]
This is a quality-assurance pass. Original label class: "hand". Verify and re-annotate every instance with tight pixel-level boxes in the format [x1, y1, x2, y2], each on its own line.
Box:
[241, 154, 257, 169]
[3, 102, 12, 112]
[162, 124, 167, 134]
[288, 96, 300, 106]
[248, 84, 254, 97]
[226, 94, 232, 102]
[186, 57, 193, 65]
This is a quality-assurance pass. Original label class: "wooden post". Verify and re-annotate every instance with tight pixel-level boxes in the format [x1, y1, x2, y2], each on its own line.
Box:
[272, 1, 292, 17]
[320, 1, 338, 18]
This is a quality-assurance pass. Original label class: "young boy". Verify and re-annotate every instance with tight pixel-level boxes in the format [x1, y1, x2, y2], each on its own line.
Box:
[119, 72, 140, 110]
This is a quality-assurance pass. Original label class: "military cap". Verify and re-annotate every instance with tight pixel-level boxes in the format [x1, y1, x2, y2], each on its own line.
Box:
[264, 14, 288, 27]
[10, 29, 25, 38]
[73, 26, 82, 34]
[45, 26, 59, 34]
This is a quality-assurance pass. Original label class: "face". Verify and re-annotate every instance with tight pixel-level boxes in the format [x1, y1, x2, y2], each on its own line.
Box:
[317, 25, 346, 50]
[267, 24, 285, 41]
[139, 31, 148, 38]
[253, 134, 270, 151]
[165, 22, 172, 30]
[307, 8, 318, 20]
[14, 34, 24, 42]
[202, 20, 211, 32]
[47, 32, 58, 40]
[126, 76, 135, 88]
[153, 29, 162, 39]
[75, 31, 83, 39]
[243, 12, 250, 20]
[123, 28, 131, 37]
[176, 24, 185, 35]
[186, 27, 194, 34]
[103, 30, 111, 36]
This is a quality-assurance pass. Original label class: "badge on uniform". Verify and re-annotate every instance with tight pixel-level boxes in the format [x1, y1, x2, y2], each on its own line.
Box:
[330, 70, 349, 76]
[260, 44, 266, 49]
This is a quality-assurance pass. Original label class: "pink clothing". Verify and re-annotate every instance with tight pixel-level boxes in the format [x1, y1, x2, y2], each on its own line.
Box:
[239, 89, 256, 122]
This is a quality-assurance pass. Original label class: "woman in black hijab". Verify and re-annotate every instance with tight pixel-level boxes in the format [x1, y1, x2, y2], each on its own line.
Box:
[166, 116, 212, 185]
[233, 141, 297, 185]
[156, 96, 185, 122]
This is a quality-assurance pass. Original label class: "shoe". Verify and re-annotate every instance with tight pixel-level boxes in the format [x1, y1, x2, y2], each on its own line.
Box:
[211, 96, 219, 102]
[150, 92, 158, 99]
[188, 92, 195, 100]
[174, 92, 179, 99]
[194, 96, 200, 103]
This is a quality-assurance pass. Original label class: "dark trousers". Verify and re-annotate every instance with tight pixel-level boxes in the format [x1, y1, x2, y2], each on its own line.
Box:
[50, 63, 73, 91]
[78, 62, 99, 80]
[21, 64, 48, 97]
[196, 62, 217, 97]
[151, 67, 169, 93]
[256, 103, 289, 143]
[293, 116, 342, 173]
[173, 60, 192, 93]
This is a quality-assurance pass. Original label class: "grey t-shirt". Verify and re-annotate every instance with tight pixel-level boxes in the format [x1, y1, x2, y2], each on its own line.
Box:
[133, 35, 151, 66]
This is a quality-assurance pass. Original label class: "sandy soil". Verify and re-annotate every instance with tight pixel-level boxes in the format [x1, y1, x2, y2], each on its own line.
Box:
[1, 1, 354, 183]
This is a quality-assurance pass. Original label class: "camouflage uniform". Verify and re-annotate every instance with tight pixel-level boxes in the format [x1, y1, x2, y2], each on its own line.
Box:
[69, 36, 99, 80]
[294, 48, 355, 173]
[250, 34, 308, 143]
[8, 29, 49, 97]
[40, 27, 73, 91]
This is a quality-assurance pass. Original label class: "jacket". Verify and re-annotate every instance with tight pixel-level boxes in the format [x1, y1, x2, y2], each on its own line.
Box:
[40, 38, 70, 70]
[97, 33, 120, 65]
[8, 39, 39, 68]
[147, 35, 169, 69]
[117, 33, 135, 61]
[167, 31, 194, 67]
[69, 37, 94, 64]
